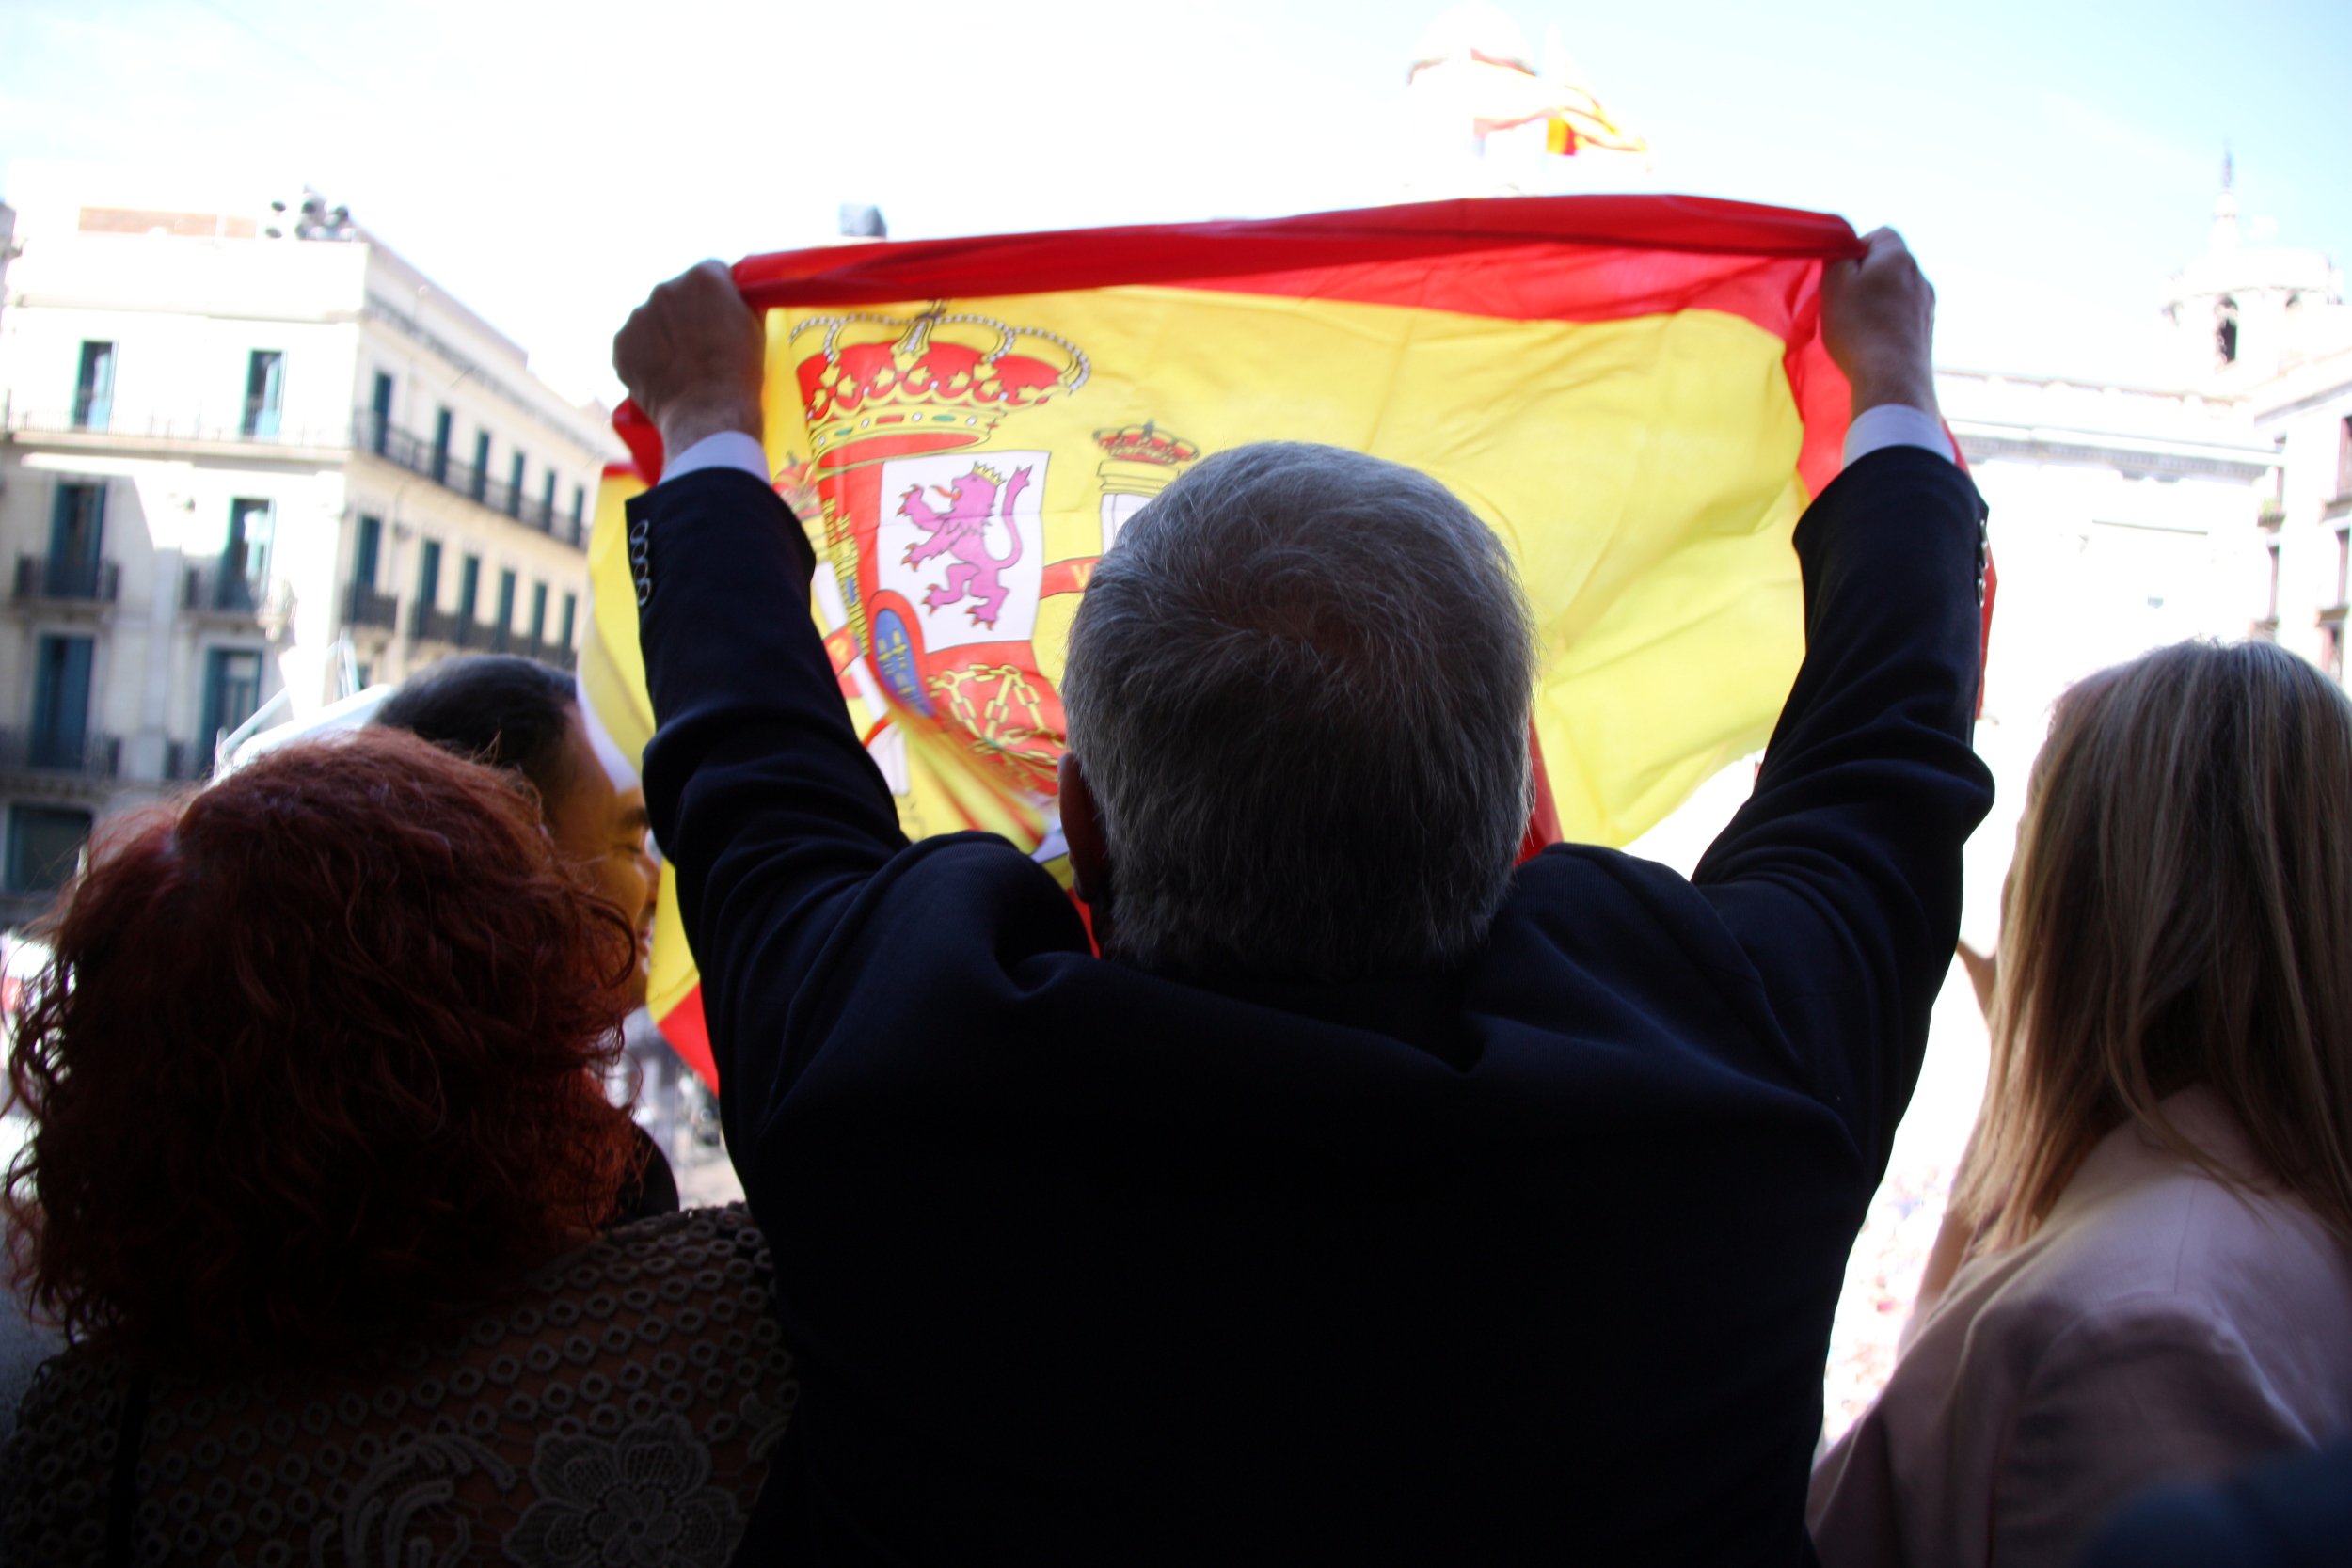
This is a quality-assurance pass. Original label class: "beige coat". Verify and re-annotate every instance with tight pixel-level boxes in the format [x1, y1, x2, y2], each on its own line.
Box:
[1808, 1089, 2352, 1568]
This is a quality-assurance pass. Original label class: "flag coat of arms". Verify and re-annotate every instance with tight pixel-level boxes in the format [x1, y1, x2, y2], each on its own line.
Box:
[588, 195, 1872, 1083]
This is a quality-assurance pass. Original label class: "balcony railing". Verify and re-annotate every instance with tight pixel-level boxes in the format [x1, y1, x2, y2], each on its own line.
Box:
[0, 889, 62, 929]
[404, 605, 573, 668]
[411, 604, 464, 644]
[362, 420, 586, 546]
[0, 728, 121, 779]
[3, 404, 350, 448]
[183, 563, 276, 616]
[7, 405, 590, 546]
[346, 583, 401, 630]
[13, 555, 121, 604]
[163, 738, 215, 783]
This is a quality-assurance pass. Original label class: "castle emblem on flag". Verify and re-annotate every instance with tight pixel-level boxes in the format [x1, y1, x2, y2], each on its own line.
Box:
[1094, 420, 1200, 552]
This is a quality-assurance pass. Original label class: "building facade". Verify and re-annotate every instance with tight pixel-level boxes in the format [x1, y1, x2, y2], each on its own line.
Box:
[2150, 167, 2352, 678]
[2249, 346, 2352, 673]
[0, 165, 619, 925]
[0, 200, 15, 334]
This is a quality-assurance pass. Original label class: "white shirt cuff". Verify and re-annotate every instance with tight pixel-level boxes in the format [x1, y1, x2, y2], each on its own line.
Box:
[661, 430, 771, 484]
[1843, 404, 1953, 468]
[671, 416, 1947, 486]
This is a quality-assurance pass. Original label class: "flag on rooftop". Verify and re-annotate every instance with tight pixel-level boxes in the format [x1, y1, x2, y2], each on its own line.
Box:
[1408, 8, 1652, 171]
[588, 195, 1867, 1085]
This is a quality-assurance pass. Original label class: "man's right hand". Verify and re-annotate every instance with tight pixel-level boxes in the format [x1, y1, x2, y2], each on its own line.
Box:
[613, 260, 768, 462]
[1821, 228, 1939, 420]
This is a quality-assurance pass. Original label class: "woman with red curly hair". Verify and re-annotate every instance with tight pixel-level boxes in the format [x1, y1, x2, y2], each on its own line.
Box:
[0, 730, 794, 1567]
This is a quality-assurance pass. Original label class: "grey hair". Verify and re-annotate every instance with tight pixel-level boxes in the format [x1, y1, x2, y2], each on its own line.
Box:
[1061, 441, 1538, 981]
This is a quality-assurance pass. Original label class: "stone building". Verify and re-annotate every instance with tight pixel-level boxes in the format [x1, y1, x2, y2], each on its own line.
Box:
[0, 164, 619, 924]
[2159, 166, 2352, 676]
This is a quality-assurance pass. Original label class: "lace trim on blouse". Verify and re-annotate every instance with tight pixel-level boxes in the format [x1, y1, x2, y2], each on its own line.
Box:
[1, 1203, 795, 1567]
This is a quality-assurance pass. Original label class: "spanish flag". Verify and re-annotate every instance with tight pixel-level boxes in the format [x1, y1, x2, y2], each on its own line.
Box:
[1473, 83, 1649, 157]
[588, 196, 1865, 1085]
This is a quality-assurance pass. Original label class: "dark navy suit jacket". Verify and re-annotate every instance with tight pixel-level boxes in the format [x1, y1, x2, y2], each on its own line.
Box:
[2076, 1436, 2352, 1568]
[632, 446, 1994, 1565]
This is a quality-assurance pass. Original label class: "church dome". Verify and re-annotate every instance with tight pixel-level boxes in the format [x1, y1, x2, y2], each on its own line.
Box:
[1409, 2, 1538, 80]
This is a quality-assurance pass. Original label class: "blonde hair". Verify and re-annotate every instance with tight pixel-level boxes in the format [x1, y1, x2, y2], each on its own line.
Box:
[1956, 640, 2352, 1249]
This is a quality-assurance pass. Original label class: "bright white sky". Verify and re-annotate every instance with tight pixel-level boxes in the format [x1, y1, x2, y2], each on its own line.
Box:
[4, 0, 2346, 406]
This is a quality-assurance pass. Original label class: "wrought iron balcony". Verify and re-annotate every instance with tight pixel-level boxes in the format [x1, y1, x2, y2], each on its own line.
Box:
[0, 728, 122, 779]
[183, 563, 277, 617]
[3, 404, 349, 448]
[359, 420, 585, 547]
[410, 604, 464, 645]
[345, 584, 402, 630]
[163, 738, 215, 783]
[12, 555, 121, 605]
[0, 889, 61, 928]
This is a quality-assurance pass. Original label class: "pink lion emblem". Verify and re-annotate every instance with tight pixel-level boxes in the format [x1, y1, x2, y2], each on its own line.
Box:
[898, 462, 1032, 627]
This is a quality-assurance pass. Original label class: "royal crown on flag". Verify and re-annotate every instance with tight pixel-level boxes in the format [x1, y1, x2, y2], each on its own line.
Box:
[791, 309, 1091, 472]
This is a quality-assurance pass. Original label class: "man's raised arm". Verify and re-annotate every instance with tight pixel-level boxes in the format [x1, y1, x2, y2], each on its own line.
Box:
[613, 262, 913, 1128]
[1692, 230, 1995, 1180]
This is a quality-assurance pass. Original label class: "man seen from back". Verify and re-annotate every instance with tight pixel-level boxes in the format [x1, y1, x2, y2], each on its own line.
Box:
[612, 229, 1993, 1564]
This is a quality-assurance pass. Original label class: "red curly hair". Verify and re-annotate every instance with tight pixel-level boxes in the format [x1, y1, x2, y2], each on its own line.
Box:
[2, 729, 643, 1372]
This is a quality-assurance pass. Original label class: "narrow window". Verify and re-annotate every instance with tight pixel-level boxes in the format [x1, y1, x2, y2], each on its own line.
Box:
[432, 408, 453, 484]
[222, 499, 273, 610]
[2267, 542, 2283, 621]
[507, 451, 526, 517]
[72, 341, 116, 429]
[560, 591, 578, 649]
[571, 484, 587, 544]
[496, 568, 517, 640]
[529, 581, 549, 644]
[31, 635, 95, 766]
[370, 372, 394, 454]
[540, 469, 558, 529]
[354, 515, 383, 590]
[2337, 528, 2349, 608]
[47, 482, 106, 598]
[417, 539, 444, 607]
[201, 647, 265, 748]
[458, 554, 482, 623]
[243, 350, 285, 438]
[471, 432, 491, 502]
[6, 804, 93, 892]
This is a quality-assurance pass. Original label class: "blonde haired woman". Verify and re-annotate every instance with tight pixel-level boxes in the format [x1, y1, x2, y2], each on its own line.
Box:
[1810, 640, 2352, 1568]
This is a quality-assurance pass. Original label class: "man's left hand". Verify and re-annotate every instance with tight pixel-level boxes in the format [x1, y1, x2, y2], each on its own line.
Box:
[613, 260, 767, 460]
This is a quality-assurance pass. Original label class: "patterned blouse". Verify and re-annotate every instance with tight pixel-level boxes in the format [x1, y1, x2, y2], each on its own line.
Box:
[0, 1205, 795, 1567]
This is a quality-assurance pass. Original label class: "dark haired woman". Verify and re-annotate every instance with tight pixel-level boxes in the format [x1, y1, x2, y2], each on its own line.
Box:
[1, 730, 792, 1566]
[1810, 641, 2352, 1568]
